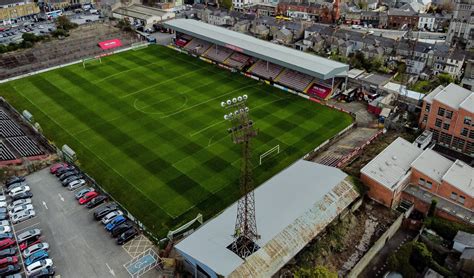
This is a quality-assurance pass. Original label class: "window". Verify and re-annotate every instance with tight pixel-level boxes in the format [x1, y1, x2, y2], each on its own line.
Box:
[461, 128, 469, 136]
[451, 192, 458, 200]
[459, 196, 465, 205]
[465, 116, 472, 125]
[470, 130, 474, 140]
[445, 110, 453, 119]
[422, 115, 428, 123]
[440, 132, 452, 145]
[438, 107, 445, 117]
[452, 137, 465, 150]
[443, 123, 450, 130]
[418, 178, 425, 186]
[425, 181, 432, 189]
[425, 103, 431, 112]
[435, 118, 442, 128]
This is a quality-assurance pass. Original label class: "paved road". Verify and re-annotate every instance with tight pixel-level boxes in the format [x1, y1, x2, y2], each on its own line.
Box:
[339, 25, 447, 41]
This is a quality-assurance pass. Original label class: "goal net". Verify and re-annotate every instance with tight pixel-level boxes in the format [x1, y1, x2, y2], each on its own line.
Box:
[82, 56, 102, 68]
[132, 42, 149, 51]
[259, 145, 280, 165]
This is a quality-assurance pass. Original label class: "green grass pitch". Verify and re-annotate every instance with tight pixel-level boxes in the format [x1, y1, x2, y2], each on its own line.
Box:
[0, 45, 353, 236]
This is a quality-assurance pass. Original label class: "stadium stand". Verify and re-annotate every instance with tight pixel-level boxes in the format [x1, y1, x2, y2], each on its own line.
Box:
[203, 45, 233, 63]
[6, 136, 43, 157]
[249, 60, 284, 80]
[0, 109, 44, 161]
[184, 38, 212, 55]
[306, 81, 333, 100]
[277, 69, 314, 92]
[225, 52, 251, 70]
[0, 142, 16, 161]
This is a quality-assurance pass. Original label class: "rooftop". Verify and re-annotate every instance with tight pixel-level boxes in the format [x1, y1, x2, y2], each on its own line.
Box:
[411, 149, 452, 183]
[461, 247, 474, 260]
[454, 231, 474, 246]
[113, 4, 173, 20]
[361, 137, 423, 191]
[164, 19, 349, 80]
[175, 160, 358, 277]
[442, 160, 474, 197]
[424, 83, 473, 111]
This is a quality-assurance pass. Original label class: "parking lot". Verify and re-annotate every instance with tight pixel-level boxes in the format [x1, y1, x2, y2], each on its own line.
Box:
[11, 168, 156, 277]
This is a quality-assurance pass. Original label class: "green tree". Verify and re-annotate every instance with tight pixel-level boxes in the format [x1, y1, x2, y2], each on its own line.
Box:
[436, 73, 454, 86]
[428, 199, 437, 217]
[221, 0, 232, 10]
[117, 19, 133, 32]
[55, 15, 78, 32]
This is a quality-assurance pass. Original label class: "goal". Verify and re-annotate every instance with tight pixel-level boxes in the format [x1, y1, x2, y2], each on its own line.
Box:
[259, 145, 280, 165]
[132, 42, 149, 51]
[82, 56, 102, 68]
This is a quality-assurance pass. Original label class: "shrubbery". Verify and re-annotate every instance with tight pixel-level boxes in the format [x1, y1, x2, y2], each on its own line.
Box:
[424, 217, 474, 241]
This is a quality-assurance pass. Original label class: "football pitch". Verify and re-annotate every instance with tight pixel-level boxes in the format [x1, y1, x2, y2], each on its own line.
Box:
[0, 45, 352, 235]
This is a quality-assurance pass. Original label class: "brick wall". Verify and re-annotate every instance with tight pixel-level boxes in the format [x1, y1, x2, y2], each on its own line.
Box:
[361, 174, 394, 207]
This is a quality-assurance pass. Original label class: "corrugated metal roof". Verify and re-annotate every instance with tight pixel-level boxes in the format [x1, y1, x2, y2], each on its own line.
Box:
[164, 19, 349, 80]
[360, 137, 423, 191]
[175, 160, 359, 277]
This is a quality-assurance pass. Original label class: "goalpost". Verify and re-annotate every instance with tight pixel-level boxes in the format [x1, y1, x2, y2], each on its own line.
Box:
[82, 56, 102, 68]
[259, 145, 280, 165]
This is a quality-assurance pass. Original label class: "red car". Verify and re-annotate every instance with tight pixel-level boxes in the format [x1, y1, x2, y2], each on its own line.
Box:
[0, 239, 15, 250]
[0, 256, 18, 267]
[79, 191, 99, 205]
[50, 163, 68, 174]
[19, 239, 41, 251]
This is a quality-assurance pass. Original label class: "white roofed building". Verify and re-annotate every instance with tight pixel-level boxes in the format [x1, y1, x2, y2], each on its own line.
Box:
[175, 160, 359, 277]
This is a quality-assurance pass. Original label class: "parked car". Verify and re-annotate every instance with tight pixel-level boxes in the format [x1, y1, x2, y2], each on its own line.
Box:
[58, 170, 79, 181]
[79, 191, 99, 205]
[22, 243, 48, 258]
[9, 204, 33, 216]
[0, 264, 21, 276]
[0, 239, 15, 250]
[0, 233, 13, 241]
[75, 188, 94, 200]
[94, 203, 117, 220]
[11, 209, 35, 224]
[49, 163, 68, 174]
[0, 256, 18, 267]
[9, 186, 30, 197]
[101, 210, 123, 225]
[67, 179, 86, 191]
[0, 202, 6, 209]
[0, 208, 7, 214]
[6, 182, 28, 192]
[28, 266, 55, 278]
[0, 226, 11, 234]
[0, 248, 16, 259]
[26, 259, 53, 275]
[12, 192, 33, 201]
[111, 222, 133, 237]
[105, 215, 126, 231]
[17, 229, 41, 245]
[0, 214, 8, 221]
[0, 195, 6, 203]
[19, 239, 41, 252]
[117, 228, 138, 245]
[5, 176, 25, 187]
[62, 175, 83, 186]
[55, 166, 75, 177]
[7, 199, 31, 211]
[24, 250, 49, 266]
[86, 195, 107, 209]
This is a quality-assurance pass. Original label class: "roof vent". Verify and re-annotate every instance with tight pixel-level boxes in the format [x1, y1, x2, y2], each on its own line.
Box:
[379, 166, 384, 172]
[392, 156, 397, 161]
[455, 160, 464, 167]
[385, 161, 392, 166]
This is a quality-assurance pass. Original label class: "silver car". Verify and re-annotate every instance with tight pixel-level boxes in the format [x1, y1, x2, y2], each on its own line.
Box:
[23, 242, 49, 258]
[9, 186, 30, 197]
[9, 204, 34, 216]
[68, 179, 86, 191]
[11, 209, 36, 224]
[101, 210, 123, 225]
[7, 198, 32, 211]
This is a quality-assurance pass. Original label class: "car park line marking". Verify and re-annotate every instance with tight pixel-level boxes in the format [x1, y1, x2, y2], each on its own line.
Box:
[13, 221, 40, 233]
[105, 263, 116, 277]
[9, 218, 26, 274]
[42, 201, 48, 210]
[57, 193, 64, 202]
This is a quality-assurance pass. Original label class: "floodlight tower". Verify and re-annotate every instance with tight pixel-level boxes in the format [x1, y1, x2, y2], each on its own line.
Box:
[221, 95, 260, 259]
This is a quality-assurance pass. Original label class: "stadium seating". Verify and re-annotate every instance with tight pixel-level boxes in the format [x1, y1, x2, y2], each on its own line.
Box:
[249, 60, 283, 80]
[277, 69, 314, 92]
[225, 52, 251, 70]
[203, 45, 233, 63]
[184, 38, 212, 55]
[306, 82, 333, 100]
[0, 109, 44, 160]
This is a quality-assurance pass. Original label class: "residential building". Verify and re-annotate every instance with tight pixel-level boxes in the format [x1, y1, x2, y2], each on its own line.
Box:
[387, 8, 419, 29]
[461, 59, 474, 90]
[431, 45, 465, 78]
[361, 137, 474, 226]
[112, 4, 175, 28]
[0, 0, 39, 25]
[360, 11, 379, 27]
[418, 13, 435, 31]
[459, 248, 474, 276]
[419, 83, 474, 157]
[453, 231, 474, 252]
[447, 0, 473, 50]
